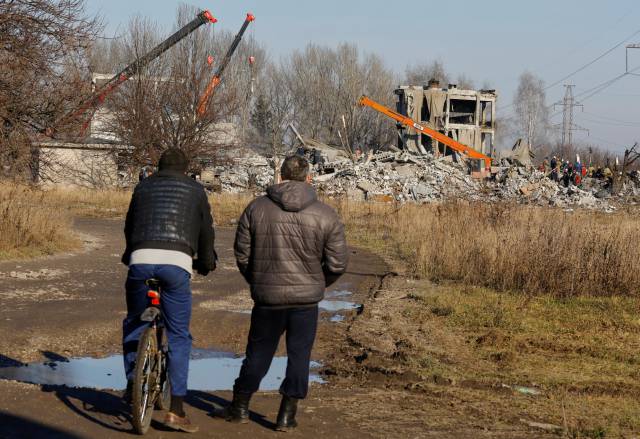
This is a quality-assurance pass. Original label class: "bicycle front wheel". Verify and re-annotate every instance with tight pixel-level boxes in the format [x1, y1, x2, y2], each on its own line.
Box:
[132, 326, 158, 435]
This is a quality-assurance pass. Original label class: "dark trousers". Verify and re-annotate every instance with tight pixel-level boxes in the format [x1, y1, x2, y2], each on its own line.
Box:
[234, 305, 319, 399]
[122, 264, 192, 396]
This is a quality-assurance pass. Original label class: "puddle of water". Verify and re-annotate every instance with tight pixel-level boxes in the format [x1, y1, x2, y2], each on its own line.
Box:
[0, 351, 324, 391]
[320, 289, 360, 319]
[319, 300, 359, 312]
[325, 290, 353, 299]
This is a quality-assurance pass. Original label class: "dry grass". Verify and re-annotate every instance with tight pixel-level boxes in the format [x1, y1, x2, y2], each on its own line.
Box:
[0, 184, 77, 259]
[336, 276, 640, 437]
[209, 193, 253, 226]
[335, 200, 640, 297]
[41, 185, 131, 218]
[4, 180, 638, 300]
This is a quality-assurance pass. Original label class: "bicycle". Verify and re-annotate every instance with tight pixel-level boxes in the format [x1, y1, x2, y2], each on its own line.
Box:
[131, 278, 171, 435]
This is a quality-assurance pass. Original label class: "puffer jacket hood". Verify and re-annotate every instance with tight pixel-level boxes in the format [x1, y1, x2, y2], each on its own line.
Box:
[267, 181, 317, 212]
[234, 182, 349, 307]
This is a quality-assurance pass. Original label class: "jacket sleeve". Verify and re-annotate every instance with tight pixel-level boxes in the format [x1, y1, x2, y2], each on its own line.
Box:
[197, 190, 216, 271]
[322, 214, 348, 286]
[121, 192, 136, 266]
[234, 205, 252, 283]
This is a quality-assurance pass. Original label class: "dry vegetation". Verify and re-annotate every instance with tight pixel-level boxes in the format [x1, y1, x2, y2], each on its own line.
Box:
[335, 200, 640, 297]
[3, 184, 638, 300]
[0, 184, 77, 259]
[331, 276, 640, 438]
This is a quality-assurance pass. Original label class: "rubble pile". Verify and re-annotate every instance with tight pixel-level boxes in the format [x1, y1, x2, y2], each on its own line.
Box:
[205, 151, 640, 211]
[311, 152, 623, 211]
[203, 155, 273, 193]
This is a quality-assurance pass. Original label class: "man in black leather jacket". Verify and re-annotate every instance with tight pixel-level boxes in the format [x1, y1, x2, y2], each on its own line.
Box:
[122, 148, 215, 433]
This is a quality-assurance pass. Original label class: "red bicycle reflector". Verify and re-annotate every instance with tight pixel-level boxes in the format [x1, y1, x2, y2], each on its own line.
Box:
[207, 55, 214, 65]
[247, 13, 255, 22]
[147, 290, 159, 298]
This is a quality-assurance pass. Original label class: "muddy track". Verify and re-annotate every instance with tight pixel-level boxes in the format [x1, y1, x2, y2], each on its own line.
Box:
[0, 217, 389, 439]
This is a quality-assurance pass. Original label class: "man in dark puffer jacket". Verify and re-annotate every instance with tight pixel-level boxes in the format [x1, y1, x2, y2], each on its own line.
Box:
[226, 155, 348, 431]
[122, 148, 215, 433]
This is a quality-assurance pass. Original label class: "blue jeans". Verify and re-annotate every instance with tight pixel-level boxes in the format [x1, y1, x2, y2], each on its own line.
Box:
[122, 264, 192, 397]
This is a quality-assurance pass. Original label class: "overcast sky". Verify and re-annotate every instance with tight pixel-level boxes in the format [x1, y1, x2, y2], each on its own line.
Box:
[86, 0, 640, 153]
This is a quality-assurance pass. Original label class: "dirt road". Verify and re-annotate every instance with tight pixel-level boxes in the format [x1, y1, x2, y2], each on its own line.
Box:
[0, 218, 388, 439]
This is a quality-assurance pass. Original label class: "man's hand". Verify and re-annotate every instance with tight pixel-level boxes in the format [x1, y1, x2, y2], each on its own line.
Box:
[192, 259, 214, 277]
[197, 267, 210, 276]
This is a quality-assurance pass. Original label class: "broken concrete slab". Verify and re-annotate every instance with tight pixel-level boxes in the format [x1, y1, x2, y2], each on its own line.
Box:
[356, 180, 377, 193]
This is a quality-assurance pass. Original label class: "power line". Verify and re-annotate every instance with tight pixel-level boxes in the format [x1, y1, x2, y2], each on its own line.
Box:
[578, 115, 640, 128]
[538, 7, 638, 71]
[574, 64, 640, 103]
[500, 27, 640, 116]
[544, 28, 640, 91]
[581, 111, 640, 126]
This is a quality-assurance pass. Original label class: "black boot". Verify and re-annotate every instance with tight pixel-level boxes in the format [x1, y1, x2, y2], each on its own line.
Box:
[224, 392, 251, 424]
[275, 395, 298, 432]
[123, 380, 133, 404]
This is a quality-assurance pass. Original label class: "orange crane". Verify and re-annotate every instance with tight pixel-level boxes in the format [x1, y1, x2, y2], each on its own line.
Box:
[358, 95, 492, 171]
[197, 13, 255, 116]
[49, 10, 217, 138]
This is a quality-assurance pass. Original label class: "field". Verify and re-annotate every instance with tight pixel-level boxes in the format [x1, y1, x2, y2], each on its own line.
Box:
[1, 182, 638, 437]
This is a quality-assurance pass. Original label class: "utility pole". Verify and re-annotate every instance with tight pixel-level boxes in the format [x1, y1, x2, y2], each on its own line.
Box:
[554, 85, 588, 148]
[626, 43, 640, 75]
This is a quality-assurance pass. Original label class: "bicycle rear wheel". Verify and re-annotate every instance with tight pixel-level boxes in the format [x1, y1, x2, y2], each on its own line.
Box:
[132, 326, 158, 435]
[155, 327, 171, 410]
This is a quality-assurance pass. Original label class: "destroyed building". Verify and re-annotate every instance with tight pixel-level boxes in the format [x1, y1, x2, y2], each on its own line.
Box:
[395, 80, 497, 157]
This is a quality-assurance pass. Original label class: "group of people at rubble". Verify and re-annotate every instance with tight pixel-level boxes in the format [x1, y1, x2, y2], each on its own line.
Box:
[541, 156, 614, 188]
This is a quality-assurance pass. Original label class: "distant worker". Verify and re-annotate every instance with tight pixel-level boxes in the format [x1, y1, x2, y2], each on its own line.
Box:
[562, 168, 570, 187]
[227, 155, 348, 431]
[550, 156, 558, 181]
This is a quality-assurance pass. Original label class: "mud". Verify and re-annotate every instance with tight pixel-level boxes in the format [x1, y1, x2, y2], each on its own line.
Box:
[0, 217, 388, 438]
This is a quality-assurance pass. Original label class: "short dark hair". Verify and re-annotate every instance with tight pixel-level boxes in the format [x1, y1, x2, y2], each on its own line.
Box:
[281, 155, 309, 182]
[158, 148, 188, 173]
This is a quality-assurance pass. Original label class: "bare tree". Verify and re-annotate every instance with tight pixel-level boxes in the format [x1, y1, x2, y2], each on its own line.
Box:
[249, 61, 294, 180]
[513, 71, 550, 149]
[405, 60, 450, 86]
[284, 43, 395, 152]
[0, 0, 100, 179]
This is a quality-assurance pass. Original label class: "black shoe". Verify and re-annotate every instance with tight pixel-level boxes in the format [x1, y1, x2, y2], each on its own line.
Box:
[224, 392, 251, 424]
[275, 395, 298, 432]
[123, 380, 133, 404]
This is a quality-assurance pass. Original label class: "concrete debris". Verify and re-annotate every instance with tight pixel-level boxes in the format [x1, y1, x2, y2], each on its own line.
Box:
[201, 150, 640, 212]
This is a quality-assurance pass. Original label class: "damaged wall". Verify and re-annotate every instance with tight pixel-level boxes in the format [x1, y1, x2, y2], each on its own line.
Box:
[395, 82, 497, 157]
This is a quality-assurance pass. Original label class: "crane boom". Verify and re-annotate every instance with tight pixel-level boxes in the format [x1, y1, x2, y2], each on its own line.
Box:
[358, 95, 492, 171]
[197, 13, 255, 116]
[52, 10, 217, 136]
